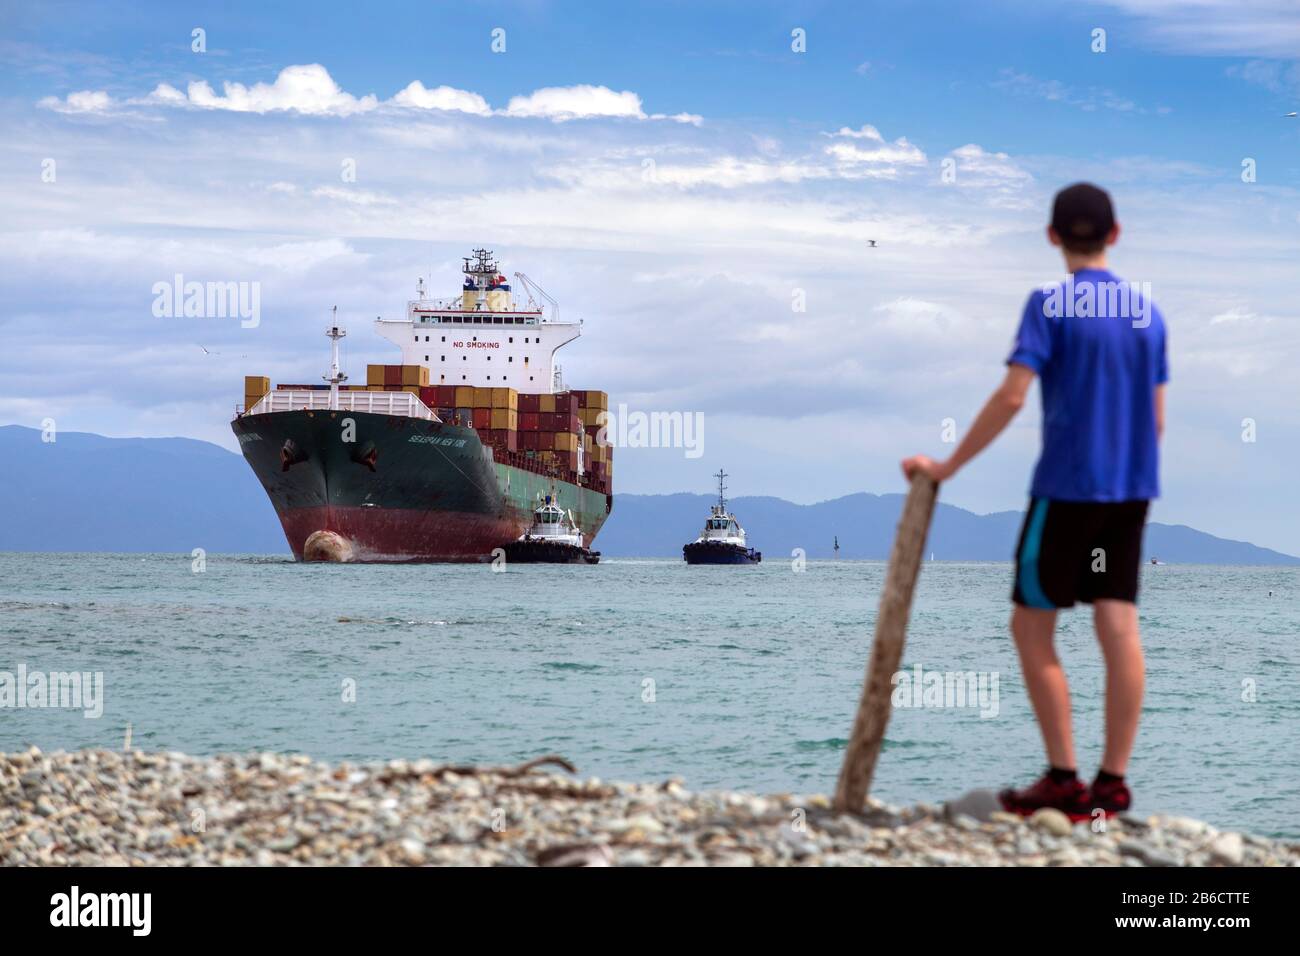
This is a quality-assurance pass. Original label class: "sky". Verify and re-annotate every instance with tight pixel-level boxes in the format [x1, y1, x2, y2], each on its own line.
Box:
[1, 0, 1298, 551]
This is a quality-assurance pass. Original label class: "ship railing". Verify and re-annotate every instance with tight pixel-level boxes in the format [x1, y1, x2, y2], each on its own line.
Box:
[245, 390, 436, 420]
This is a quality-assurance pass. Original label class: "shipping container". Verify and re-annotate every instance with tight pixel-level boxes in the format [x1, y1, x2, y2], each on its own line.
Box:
[490, 387, 518, 410]
[367, 385, 386, 392]
[519, 431, 539, 451]
[553, 392, 578, 415]
[367, 365, 385, 386]
[436, 385, 458, 407]
[538, 393, 556, 413]
[553, 432, 579, 453]
[535, 431, 555, 451]
[520, 412, 539, 431]
[437, 407, 455, 422]
[486, 429, 518, 452]
[490, 408, 518, 431]
[517, 392, 540, 413]
[401, 364, 429, 387]
[471, 408, 491, 429]
[453, 385, 474, 407]
[382, 365, 401, 386]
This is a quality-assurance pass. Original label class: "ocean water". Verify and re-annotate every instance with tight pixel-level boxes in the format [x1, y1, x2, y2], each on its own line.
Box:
[1, 553, 1296, 838]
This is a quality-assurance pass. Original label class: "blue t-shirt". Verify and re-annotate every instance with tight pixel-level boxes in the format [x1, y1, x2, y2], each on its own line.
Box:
[1007, 269, 1168, 502]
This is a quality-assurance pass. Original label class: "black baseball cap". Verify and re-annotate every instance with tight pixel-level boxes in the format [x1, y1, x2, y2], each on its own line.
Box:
[1050, 182, 1115, 247]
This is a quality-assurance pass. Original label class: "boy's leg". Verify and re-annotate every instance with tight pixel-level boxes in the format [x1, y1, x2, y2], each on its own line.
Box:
[1092, 598, 1144, 775]
[1010, 605, 1074, 770]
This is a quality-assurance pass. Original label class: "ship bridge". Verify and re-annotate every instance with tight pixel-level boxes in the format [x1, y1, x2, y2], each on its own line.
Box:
[374, 248, 581, 393]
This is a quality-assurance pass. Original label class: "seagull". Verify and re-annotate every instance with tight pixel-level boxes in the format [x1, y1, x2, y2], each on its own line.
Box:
[199, 345, 216, 355]
[1287, 112, 1297, 117]
[868, 239, 878, 248]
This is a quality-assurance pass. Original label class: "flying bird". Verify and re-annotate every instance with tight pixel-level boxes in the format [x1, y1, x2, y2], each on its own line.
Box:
[1286, 112, 1297, 117]
[868, 239, 878, 248]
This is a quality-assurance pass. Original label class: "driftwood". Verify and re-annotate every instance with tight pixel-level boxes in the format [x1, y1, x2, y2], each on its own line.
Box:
[833, 472, 938, 813]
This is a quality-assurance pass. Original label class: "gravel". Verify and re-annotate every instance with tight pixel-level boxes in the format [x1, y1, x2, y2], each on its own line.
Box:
[2, 748, 1296, 867]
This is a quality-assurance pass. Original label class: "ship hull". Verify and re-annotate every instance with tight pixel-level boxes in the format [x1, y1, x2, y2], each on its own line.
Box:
[232, 409, 611, 562]
[683, 542, 762, 565]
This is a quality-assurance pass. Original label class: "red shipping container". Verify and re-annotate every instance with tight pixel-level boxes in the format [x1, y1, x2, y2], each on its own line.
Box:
[518, 392, 540, 413]
[471, 408, 491, 429]
[419, 386, 437, 405]
[536, 431, 555, 451]
[490, 429, 518, 452]
[383, 365, 402, 386]
[554, 393, 577, 415]
[520, 412, 539, 431]
[519, 431, 538, 451]
[436, 385, 456, 406]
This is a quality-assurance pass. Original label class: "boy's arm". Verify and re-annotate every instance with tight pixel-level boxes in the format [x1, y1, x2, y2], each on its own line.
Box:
[901, 364, 1036, 483]
[1155, 384, 1165, 439]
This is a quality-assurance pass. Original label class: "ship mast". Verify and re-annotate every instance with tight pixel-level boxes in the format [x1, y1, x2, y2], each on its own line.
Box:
[715, 469, 728, 512]
[462, 248, 499, 313]
[324, 308, 347, 411]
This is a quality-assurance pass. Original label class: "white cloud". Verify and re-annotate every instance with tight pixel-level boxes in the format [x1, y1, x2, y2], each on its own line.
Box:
[391, 81, 490, 115]
[37, 89, 113, 113]
[1091, 0, 1300, 57]
[505, 84, 645, 121]
[38, 67, 700, 124]
[823, 125, 927, 167]
[172, 64, 379, 115]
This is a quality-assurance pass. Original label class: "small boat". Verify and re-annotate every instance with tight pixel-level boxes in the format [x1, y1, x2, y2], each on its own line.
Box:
[683, 470, 761, 565]
[504, 494, 600, 564]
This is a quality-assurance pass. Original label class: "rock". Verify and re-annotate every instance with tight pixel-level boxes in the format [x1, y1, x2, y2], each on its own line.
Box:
[1209, 832, 1244, 866]
[944, 789, 1001, 824]
[1029, 808, 1073, 837]
[990, 811, 1024, 826]
[1119, 839, 1181, 867]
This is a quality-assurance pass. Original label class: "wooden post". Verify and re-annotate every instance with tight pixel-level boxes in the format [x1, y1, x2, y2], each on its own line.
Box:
[833, 472, 938, 813]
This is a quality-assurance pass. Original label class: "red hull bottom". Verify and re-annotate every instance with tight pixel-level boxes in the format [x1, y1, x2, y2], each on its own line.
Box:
[278, 506, 523, 563]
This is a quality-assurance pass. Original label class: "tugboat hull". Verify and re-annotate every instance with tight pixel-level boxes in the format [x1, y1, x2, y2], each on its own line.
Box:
[505, 539, 600, 564]
[683, 541, 761, 565]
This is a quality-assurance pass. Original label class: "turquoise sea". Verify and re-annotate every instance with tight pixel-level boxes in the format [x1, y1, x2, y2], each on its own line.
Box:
[1, 554, 1296, 837]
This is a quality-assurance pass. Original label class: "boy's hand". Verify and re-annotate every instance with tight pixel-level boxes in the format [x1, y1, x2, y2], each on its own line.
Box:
[901, 455, 952, 483]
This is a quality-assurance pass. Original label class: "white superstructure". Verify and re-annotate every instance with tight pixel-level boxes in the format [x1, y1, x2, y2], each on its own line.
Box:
[374, 248, 581, 393]
[518, 495, 585, 547]
[692, 470, 749, 547]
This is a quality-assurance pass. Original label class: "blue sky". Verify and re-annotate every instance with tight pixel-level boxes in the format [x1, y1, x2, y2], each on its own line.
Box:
[2, 0, 1299, 550]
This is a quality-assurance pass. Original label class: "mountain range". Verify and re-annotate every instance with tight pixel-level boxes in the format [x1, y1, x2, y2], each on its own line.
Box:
[1, 425, 1295, 565]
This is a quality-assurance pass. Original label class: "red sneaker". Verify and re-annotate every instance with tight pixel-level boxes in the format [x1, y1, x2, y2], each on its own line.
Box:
[1087, 775, 1131, 818]
[998, 772, 1090, 821]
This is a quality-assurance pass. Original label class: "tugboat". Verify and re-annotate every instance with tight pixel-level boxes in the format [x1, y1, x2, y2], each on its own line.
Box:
[504, 493, 600, 564]
[683, 470, 761, 565]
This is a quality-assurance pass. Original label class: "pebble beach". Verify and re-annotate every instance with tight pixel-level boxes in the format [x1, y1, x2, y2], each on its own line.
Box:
[2, 748, 1296, 867]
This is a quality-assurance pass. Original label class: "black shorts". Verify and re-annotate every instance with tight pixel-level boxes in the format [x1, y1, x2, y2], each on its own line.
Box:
[1012, 498, 1150, 609]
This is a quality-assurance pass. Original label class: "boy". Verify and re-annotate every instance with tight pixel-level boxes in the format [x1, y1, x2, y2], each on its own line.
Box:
[902, 182, 1168, 819]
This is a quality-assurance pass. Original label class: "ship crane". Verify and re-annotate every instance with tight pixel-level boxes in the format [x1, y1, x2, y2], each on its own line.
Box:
[512, 271, 559, 322]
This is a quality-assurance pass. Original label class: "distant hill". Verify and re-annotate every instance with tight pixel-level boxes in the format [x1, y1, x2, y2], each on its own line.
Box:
[1, 424, 1295, 565]
[600, 493, 1300, 565]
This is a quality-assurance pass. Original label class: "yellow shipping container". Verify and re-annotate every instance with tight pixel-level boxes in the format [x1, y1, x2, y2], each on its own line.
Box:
[580, 390, 609, 411]
[402, 385, 420, 394]
[365, 384, 384, 391]
[400, 364, 429, 387]
[553, 432, 579, 453]
[490, 408, 518, 431]
[244, 375, 270, 396]
[580, 407, 605, 428]
[454, 385, 474, 407]
[538, 393, 556, 413]
[490, 387, 518, 410]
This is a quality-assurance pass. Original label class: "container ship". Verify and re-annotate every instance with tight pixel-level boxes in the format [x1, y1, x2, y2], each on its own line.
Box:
[231, 249, 613, 562]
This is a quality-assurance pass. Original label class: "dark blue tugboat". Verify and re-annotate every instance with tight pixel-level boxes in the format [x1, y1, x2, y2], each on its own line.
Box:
[683, 470, 761, 565]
